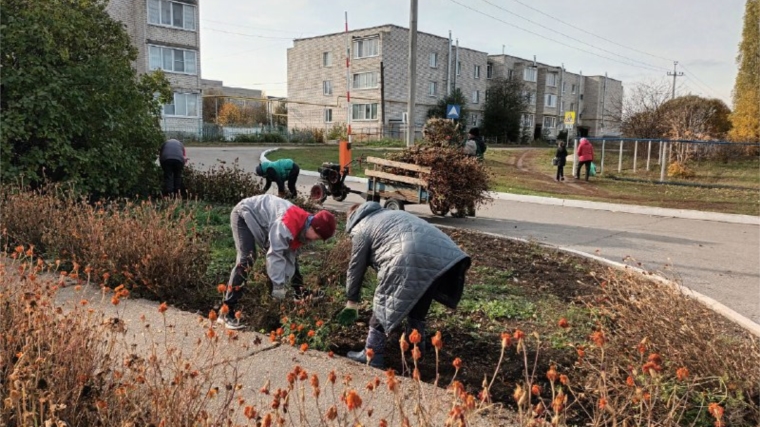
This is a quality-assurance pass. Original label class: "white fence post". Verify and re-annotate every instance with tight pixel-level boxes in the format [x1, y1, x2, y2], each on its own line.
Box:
[600, 139, 606, 175]
[659, 141, 668, 182]
[646, 140, 652, 171]
[633, 140, 638, 173]
[618, 139, 624, 173]
[573, 138, 578, 177]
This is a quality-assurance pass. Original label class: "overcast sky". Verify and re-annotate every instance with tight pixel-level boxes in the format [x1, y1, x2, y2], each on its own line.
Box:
[199, 0, 745, 105]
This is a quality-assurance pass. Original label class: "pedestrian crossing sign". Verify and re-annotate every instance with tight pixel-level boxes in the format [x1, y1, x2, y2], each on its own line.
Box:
[446, 104, 461, 119]
[564, 111, 576, 126]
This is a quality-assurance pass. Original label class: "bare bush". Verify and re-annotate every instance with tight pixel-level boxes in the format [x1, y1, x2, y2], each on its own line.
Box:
[184, 159, 263, 205]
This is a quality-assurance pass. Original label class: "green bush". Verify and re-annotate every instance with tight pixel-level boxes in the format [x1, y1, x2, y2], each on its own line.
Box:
[0, 0, 172, 197]
[326, 123, 348, 141]
[232, 133, 286, 143]
[183, 159, 263, 204]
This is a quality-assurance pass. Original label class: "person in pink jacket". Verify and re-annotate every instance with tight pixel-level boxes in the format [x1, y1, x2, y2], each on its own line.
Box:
[575, 138, 594, 181]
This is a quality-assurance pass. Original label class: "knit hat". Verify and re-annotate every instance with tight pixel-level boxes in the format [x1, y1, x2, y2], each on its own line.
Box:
[311, 210, 336, 240]
[469, 127, 480, 137]
[255, 164, 264, 176]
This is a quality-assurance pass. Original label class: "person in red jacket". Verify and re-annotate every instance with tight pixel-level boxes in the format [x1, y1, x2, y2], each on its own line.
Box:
[575, 138, 594, 181]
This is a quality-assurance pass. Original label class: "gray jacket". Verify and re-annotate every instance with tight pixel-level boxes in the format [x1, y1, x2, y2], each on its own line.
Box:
[345, 202, 470, 332]
[233, 194, 302, 288]
[159, 139, 185, 163]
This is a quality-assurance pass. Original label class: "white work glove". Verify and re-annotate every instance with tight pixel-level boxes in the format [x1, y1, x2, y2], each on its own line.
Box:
[271, 287, 287, 300]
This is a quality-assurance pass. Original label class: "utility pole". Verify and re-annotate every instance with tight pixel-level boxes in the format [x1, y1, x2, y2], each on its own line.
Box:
[667, 61, 683, 100]
[447, 30, 452, 95]
[406, 0, 418, 147]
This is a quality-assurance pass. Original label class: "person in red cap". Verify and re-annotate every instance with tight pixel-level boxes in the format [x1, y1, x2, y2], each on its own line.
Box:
[219, 194, 336, 329]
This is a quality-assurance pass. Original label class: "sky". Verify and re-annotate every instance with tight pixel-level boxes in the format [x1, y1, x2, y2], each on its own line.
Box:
[199, 0, 746, 105]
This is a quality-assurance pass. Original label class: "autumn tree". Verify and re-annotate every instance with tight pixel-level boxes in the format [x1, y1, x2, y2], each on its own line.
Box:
[202, 88, 225, 123]
[728, 0, 760, 142]
[216, 103, 243, 126]
[620, 79, 672, 138]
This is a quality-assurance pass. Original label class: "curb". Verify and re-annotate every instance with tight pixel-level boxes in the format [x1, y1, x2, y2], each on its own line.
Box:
[434, 225, 760, 339]
[261, 148, 759, 225]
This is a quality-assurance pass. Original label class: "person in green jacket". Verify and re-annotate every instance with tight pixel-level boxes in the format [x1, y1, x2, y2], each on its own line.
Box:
[255, 159, 301, 198]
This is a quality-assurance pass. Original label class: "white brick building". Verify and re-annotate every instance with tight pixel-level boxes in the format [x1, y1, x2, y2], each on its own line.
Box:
[487, 54, 622, 139]
[287, 25, 487, 137]
[106, 0, 203, 138]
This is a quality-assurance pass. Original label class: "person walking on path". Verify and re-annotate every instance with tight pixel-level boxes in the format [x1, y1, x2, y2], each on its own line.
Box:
[159, 138, 187, 196]
[575, 137, 594, 181]
[337, 202, 471, 369]
[463, 127, 487, 162]
[256, 158, 301, 199]
[555, 140, 568, 181]
[220, 194, 336, 329]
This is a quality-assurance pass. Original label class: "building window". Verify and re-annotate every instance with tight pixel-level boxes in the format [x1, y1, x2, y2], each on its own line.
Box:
[323, 52, 333, 67]
[149, 45, 197, 74]
[472, 90, 480, 104]
[429, 52, 438, 68]
[148, 0, 196, 30]
[546, 73, 558, 87]
[571, 84, 576, 94]
[474, 65, 481, 79]
[352, 71, 379, 89]
[562, 81, 567, 93]
[428, 81, 437, 97]
[523, 67, 537, 82]
[486, 63, 493, 79]
[521, 114, 534, 128]
[543, 116, 557, 129]
[561, 101, 566, 111]
[352, 103, 378, 120]
[507, 69, 514, 79]
[456, 61, 461, 76]
[471, 114, 478, 126]
[545, 93, 557, 108]
[323, 80, 332, 95]
[353, 37, 379, 58]
[163, 93, 198, 117]
[523, 91, 536, 105]
[570, 102, 575, 111]
[324, 109, 333, 123]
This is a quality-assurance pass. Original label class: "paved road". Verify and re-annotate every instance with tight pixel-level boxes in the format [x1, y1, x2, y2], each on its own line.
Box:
[188, 146, 760, 325]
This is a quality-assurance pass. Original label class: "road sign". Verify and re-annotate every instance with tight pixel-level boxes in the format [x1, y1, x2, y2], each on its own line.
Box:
[564, 111, 576, 126]
[446, 104, 461, 119]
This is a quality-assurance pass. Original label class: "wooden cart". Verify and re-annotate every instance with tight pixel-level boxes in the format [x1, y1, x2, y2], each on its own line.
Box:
[363, 156, 450, 216]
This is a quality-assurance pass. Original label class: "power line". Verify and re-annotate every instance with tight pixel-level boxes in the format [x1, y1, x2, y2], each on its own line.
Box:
[202, 27, 294, 40]
[678, 63, 725, 99]
[506, 0, 675, 63]
[203, 19, 314, 36]
[477, 0, 669, 72]
[447, 0, 665, 73]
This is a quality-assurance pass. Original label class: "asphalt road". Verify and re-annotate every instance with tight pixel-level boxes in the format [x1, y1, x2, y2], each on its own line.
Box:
[187, 146, 760, 325]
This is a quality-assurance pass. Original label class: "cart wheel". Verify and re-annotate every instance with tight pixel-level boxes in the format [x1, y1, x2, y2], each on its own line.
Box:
[310, 183, 328, 204]
[332, 189, 348, 202]
[384, 199, 405, 211]
[429, 199, 450, 217]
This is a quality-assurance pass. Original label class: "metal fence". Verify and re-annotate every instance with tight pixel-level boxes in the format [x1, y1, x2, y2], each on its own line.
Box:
[570, 137, 760, 188]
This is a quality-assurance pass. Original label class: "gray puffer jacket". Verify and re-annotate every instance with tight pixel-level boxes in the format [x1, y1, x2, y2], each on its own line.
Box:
[345, 202, 470, 332]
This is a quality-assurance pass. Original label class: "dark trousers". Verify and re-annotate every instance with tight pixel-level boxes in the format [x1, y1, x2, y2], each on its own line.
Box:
[556, 164, 565, 180]
[224, 212, 303, 311]
[576, 160, 591, 180]
[286, 165, 300, 197]
[160, 159, 184, 196]
[369, 259, 468, 333]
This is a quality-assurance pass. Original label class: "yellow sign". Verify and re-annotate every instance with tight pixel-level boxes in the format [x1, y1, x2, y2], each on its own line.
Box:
[564, 111, 576, 126]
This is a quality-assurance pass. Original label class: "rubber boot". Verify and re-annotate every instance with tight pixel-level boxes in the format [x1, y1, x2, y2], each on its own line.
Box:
[347, 327, 386, 369]
[406, 318, 427, 357]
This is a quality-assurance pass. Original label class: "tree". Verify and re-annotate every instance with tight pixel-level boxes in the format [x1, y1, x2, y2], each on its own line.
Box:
[427, 88, 469, 126]
[0, 0, 171, 196]
[216, 103, 243, 126]
[659, 96, 731, 141]
[481, 77, 527, 142]
[202, 89, 225, 123]
[274, 102, 288, 127]
[728, 0, 760, 142]
[620, 79, 672, 138]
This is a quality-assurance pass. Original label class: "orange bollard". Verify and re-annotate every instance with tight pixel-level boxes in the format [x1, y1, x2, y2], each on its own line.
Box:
[339, 140, 352, 175]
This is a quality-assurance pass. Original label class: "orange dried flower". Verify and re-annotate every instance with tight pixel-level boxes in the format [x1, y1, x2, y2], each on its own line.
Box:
[269, 331, 277, 342]
[260, 381, 270, 394]
[576, 346, 586, 359]
[380, 419, 388, 427]
[235, 311, 242, 320]
[501, 332, 512, 348]
[413, 368, 420, 380]
[708, 403, 724, 419]
[531, 384, 541, 396]
[208, 310, 218, 322]
[513, 329, 526, 341]
[276, 327, 284, 336]
[399, 333, 410, 353]
[308, 330, 316, 338]
[366, 348, 375, 361]
[158, 302, 168, 313]
[80, 299, 88, 306]
[217, 284, 227, 294]
[328, 351, 334, 358]
[409, 329, 422, 345]
[288, 334, 296, 346]
[598, 398, 607, 410]
[559, 374, 569, 385]
[316, 320, 324, 328]
[244, 406, 257, 419]
[626, 376, 635, 387]
[220, 304, 230, 315]
[206, 327, 216, 339]
[328, 370, 336, 384]
[590, 330, 606, 347]
[453, 357, 462, 370]
[326, 405, 338, 420]
[262, 413, 272, 427]
[558, 318, 570, 328]
[431, 331, 443, 350]
[111, 296, 120, 306]
[647, 353, 663, 365]
[345, 390, 363, 410]
[546, 365, 558, 382]
[300, 343, 308, 353]
[676, 367, 689, 381]
[310, 374, 319, 389]
[412, 346, 422, 361]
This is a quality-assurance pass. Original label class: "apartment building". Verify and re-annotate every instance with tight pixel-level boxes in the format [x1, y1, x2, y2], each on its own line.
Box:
[487, 54, 622, 139]
[106, 0, 203, 137]
[287, 25, 488, 135]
